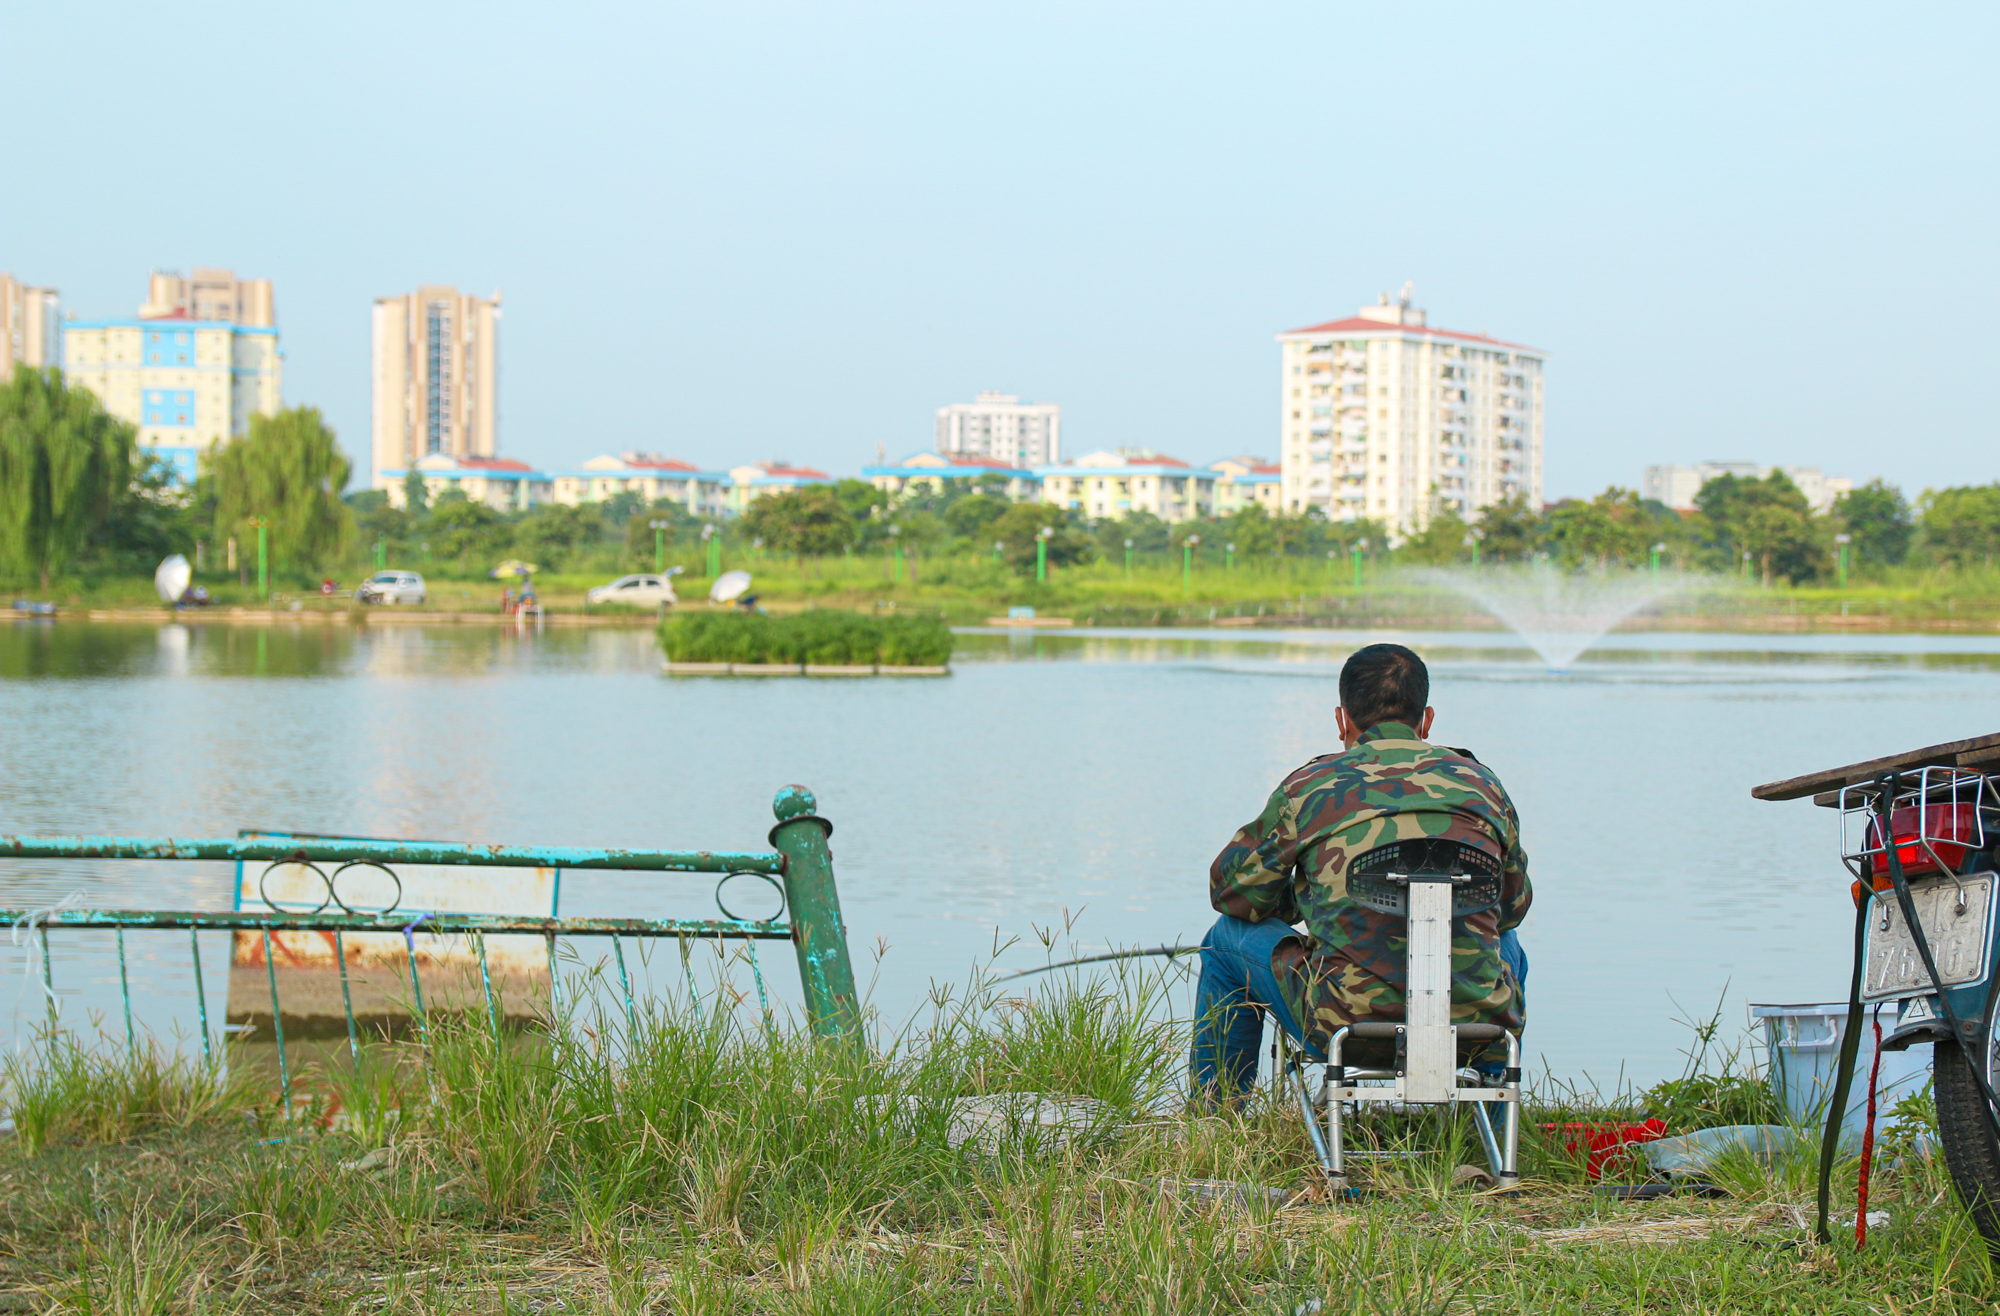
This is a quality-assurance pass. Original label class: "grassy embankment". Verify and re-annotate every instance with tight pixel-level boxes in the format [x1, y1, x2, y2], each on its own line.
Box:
[15, 556, 2000, 631]
[0, 965, 1991, 1314]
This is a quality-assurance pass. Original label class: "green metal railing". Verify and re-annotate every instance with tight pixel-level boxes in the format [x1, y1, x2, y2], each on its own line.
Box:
[1, 784, 859, 1107]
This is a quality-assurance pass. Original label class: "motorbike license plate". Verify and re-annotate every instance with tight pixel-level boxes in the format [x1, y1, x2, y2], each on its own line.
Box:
[1863, 873, 1995, 1001]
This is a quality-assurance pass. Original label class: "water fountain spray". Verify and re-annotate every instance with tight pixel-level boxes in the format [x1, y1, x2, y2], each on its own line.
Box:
[1428, 563, 1681, 671]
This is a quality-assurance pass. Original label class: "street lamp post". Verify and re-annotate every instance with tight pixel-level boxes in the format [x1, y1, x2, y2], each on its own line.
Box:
[1035, 526, 1052, 583]
[993, 539, 1003, 565]
[888, 525, 902, 581]
[1834, 533, 1851, 588]
[649, 519, 670, 575]
[374, 539, 385, 570]
[1743, 549, 1753, 585]
[1467, 531, 1481, 566]
[1225, 541, 1235, 572]
[1326, 548, 1337, 581]
[1649, 541, 1665, 579]
[701, 523, 719, 577]
[1352, 538, 1367, 588]
[1124, 537, 1134, 578]
[1182, 534, 1200, 590]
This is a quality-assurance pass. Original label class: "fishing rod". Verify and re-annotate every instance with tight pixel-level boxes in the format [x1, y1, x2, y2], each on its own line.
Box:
[994, 944, 1202, 982]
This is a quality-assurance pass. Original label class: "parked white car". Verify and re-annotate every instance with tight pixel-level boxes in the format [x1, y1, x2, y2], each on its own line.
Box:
[587, 574, 678, 608]
[356, 571, 427, 605]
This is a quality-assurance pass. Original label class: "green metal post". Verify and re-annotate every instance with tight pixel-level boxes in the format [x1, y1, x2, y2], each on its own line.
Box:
[256, 520, 268, 597]
[655, 525, 665, 575]
[1840, 543, 1849, 588]
[1649, 546, 1660, 578]
[1182, 541, 1192, 590]
[768, 785, 858, 1040]
[1124, 540, 1133, 578]
[1035, 537, 1047, 583]
[375, 540, 385, 569]
[894, 539, 904, 580]
[1225, 543, 1234, 572]
[1743, 550, 1753, 584]
[1351, 546, 1363, 587]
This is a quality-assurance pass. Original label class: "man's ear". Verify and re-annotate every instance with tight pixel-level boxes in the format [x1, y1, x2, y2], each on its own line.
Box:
[1417, 707, 1436, 738]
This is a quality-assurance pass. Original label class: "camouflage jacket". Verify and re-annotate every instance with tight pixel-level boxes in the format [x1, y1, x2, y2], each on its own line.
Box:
[1208, 721, 1532, 1047]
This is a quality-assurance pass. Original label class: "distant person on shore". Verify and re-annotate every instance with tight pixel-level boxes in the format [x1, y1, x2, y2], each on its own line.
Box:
[1189, 643, 1532, 1102]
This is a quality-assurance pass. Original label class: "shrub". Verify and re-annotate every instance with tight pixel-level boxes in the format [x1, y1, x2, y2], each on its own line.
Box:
[658, 609, 954, 666]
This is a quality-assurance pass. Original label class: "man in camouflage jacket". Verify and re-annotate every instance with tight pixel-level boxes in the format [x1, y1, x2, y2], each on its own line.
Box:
[1189, 643, 1531, 1099]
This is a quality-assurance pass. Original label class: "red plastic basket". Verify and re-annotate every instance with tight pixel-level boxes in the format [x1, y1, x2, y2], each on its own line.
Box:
[1541, 1119, 1667, 1179]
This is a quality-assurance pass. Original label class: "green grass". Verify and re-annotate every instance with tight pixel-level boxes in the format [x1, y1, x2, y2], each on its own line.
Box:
[0, 969, 1993, 1314]
[659, 610, 954, 665]
[20, 554, 2000, 633]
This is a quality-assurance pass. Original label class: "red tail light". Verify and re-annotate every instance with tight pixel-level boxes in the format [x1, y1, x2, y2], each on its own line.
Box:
[1864, 803, 1979, 885]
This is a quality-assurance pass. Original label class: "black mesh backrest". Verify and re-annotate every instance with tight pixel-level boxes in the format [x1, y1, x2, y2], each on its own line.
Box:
[1345, 838, 1504, 918]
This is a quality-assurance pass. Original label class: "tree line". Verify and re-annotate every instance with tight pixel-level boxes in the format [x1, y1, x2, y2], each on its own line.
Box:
[4, 365, 1997, 589]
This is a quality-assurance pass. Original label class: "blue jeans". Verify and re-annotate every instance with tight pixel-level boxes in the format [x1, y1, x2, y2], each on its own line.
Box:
[1187, 914, 1528, 1100]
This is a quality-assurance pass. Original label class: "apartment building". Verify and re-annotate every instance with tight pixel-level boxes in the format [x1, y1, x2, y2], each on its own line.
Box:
[1209, 456, 1282, 514]
[864, 451, 1041, 502]
[140, 268, 275, 327]
[1642, 462, 1854, 515]
[552, 453, 729, 516]
[64, 275, 284, 486]
[726, 461, 833, 514]
[382, 454, 549, 512]
[936, 392, 1061, 468]
[0, 274, 61, 379]
[1036, 450, 1216, 523]
[1277, 288, 1544, 536]
[372, 286, 502, 488]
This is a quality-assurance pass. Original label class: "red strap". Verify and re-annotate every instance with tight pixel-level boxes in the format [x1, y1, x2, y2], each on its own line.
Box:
[1856, 1015, 1884, 1250]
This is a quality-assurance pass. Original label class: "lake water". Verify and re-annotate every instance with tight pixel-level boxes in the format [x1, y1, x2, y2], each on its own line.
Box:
[4, 618, 1999, 1089]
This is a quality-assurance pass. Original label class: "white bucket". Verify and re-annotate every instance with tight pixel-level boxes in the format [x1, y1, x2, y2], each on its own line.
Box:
[1749, 1001, 1933, 1140]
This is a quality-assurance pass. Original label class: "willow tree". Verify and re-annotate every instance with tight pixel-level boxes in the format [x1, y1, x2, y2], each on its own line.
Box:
[0, 368, 135, 589]
[206, 407, 354, 573]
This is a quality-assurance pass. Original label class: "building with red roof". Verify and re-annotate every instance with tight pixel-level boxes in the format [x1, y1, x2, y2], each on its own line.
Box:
[1277, 287, 1545, 536]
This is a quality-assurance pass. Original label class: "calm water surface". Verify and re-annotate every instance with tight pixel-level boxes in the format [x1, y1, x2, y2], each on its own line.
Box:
[4, 618, 1998, 1087]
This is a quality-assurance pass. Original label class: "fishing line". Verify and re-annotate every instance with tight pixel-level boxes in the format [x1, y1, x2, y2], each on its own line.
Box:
[994, 944, 1201, 982]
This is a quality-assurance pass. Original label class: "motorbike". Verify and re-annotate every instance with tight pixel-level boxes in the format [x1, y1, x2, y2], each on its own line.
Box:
[1756, 732, 2000, 1246]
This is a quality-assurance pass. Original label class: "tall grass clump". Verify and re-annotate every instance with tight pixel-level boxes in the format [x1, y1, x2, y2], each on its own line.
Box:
[1, 1034, 260, 1155]
[659, 609, 952, 665]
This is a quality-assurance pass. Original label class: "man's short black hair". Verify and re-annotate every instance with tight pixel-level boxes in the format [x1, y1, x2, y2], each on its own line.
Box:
[1339, 643, 1429, 729]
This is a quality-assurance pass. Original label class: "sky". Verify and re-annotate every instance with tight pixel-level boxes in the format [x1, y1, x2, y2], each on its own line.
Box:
[4, 2, 1995, 500]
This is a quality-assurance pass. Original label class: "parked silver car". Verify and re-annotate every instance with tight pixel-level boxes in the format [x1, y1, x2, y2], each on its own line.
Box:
[357, 571, 427, 605]
[587, 573, 679, 607]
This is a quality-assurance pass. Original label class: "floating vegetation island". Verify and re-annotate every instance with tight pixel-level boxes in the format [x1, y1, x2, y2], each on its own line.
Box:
[659, 609, 954, 674]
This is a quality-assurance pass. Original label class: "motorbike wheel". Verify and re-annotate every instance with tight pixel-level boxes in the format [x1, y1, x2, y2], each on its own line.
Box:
[1936, 1028, 2000, 1250]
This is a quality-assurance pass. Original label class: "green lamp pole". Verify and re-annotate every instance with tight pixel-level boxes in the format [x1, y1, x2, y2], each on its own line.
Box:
[1035, 526, 1052, 583]
[1124, 537, 1134, 578]
[993, 539, 1003, 565]
[1467, 532, 1481, 566]
[1182, 533, 1200, 590]
[1326, 548, 1337, 581]
[701, 524, 719, 577]
[1834, 533, 1851, 588]
[650, 519, 669, 574]
[248, 517, 268, 598]
[1225, 541, 1235, 572]
[1649, 541, 1664, 579]
[888, 525, 902, 581]
[1352, 538, 1367, 588]
[1742, 549, 1753, 585]
[374, 539, 385, 569]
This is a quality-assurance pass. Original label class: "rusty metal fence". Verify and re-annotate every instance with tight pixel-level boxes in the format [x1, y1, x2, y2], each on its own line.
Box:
[1, 784, 857, 1109]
